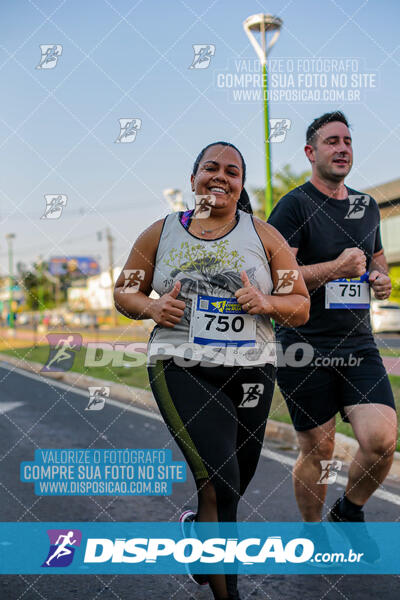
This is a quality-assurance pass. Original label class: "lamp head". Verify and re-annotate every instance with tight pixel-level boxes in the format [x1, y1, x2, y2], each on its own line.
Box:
[243, 13, 283, 63]
[243, 13, 282, 32]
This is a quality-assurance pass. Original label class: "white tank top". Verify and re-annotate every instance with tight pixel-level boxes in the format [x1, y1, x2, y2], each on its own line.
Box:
[147, 210, 276, 367]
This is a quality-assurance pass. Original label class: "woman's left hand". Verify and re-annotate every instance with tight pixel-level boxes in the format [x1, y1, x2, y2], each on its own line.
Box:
[235, 271, 273, 315]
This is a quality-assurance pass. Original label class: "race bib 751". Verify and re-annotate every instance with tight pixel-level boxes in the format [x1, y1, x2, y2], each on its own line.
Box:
[325, 272, 370, 309]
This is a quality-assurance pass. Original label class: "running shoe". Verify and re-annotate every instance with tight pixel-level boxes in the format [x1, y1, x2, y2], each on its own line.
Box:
[327, 497, 380, 564]
[296, 522, 334, 569]
[179, 510, 208, 586]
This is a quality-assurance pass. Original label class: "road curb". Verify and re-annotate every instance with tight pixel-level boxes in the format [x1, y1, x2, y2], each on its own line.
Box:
[2, 353, 400, 479]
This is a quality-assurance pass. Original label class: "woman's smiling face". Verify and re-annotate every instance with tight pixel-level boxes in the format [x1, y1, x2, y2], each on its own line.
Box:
[191, 144, 244, 212]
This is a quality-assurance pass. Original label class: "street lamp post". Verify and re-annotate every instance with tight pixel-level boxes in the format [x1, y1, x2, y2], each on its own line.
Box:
[97, 228, 118, 326]
[243, 13, 283, 218]
[37, 255, 45, 325]
[5, 233, 16, 331]
[163, 189, 186, 212]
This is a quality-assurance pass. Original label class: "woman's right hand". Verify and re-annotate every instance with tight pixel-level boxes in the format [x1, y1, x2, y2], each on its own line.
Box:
[149, 281, 186, 328]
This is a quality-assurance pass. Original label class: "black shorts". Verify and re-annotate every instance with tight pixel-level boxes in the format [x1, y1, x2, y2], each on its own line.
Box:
[276, 346, 395, 432]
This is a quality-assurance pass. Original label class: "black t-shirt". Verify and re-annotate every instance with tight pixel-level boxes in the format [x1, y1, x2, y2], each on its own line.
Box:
[268, 181, 382, 353]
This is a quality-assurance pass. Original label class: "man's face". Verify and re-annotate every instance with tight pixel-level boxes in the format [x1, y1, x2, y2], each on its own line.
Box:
[305, 121, 353, 182]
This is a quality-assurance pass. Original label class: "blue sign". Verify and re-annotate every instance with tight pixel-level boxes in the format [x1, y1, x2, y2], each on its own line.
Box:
[49, 256, 100, 276]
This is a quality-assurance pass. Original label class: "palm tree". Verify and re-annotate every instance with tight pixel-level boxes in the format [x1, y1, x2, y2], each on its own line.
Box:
[252, 164, 310, 219]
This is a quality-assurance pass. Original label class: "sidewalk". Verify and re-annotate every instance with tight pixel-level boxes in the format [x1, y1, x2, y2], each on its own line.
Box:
[0, 325, 150, 349]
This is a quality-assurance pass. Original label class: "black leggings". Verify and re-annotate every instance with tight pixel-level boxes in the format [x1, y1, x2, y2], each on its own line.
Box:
[147, 358, 276, 599]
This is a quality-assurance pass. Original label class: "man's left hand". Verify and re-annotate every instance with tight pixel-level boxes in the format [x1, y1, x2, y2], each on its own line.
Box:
[369, 270, 391, 300]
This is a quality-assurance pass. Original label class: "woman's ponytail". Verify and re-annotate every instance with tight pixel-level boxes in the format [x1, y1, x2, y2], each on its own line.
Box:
[237, 188, 253, 214]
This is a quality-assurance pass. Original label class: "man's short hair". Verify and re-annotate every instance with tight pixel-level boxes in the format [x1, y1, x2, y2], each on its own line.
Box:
[306, 111, 350, 146]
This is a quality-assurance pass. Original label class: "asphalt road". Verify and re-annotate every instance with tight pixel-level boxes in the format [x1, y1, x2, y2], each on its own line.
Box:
[0, 362, 399, 599]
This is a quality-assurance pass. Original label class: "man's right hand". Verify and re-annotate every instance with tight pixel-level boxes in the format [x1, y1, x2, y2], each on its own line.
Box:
[333, 247, 367, 279]
[149, 281, 186, 328]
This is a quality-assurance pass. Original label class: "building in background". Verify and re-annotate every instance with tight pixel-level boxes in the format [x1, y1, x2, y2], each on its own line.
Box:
[68, 267, 121, 311]
[364, 178, 400, 303]
[364, 178, 400, 267]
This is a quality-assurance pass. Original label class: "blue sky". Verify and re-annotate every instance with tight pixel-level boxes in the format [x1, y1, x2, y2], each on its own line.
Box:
[0, 0, 399, 273]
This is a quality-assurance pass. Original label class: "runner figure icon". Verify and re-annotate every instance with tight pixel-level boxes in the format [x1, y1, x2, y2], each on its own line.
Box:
[45, 335, 77, 369]
[345, 195, 370, 219]
[86, 386, 109, 410]
[275, 270, 298, 293]
[239, 383, 264, 408]
[189, 45, 215, 69]
[45, 531, 77, 566]
[36, 44, 62, 69]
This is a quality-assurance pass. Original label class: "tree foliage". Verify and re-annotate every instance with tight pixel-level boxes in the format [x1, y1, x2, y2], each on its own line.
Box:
[252, 164, 311, 219]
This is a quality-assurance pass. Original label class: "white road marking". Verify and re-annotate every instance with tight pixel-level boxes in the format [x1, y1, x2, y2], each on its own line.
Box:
[2, 361, 400, 506]
[262, 448, 400, 507]
[0, 401, 24, 414]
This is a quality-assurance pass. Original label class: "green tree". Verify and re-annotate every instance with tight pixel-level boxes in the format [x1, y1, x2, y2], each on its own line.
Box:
[19, 261, 57, 310]
[252, 164, 311, 219]
[389, 266, 400, 303]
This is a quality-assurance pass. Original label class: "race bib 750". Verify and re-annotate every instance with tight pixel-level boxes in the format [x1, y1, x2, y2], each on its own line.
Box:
[189, 294, 256, 346]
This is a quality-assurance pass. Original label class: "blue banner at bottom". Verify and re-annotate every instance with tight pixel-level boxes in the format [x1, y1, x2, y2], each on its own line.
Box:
[0, 522, 398, 574]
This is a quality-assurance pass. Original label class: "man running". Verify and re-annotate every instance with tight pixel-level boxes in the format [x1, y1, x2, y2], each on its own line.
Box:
[268, 111, 397, 528]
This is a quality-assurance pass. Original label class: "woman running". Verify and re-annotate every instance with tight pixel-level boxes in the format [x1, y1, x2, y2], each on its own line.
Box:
[114, 142, 309, 600]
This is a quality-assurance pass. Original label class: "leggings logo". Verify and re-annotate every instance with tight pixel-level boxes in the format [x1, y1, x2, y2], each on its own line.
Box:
[238, 383, 264, 408]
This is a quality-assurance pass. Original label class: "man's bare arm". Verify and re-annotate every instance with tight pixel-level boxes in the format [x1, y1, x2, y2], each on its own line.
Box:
[290, 247, 367, 291]
[369, 250, 391, 300]
[369, 249, 388, 275]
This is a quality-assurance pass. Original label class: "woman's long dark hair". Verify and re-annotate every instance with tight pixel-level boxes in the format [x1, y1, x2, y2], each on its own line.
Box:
[237, 188, 253, 214]
[192, 141, 253, 214]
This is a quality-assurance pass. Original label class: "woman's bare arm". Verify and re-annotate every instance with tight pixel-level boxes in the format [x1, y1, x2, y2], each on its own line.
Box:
[113, 220, 164, 320]
[252, 218, 310, 327]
